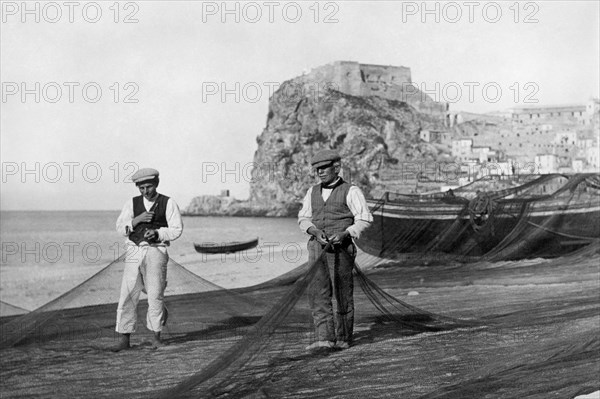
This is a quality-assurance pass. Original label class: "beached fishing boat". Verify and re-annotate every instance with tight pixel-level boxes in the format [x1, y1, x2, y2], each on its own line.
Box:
[356, 173, 600, 262]
[194, 237, 259, 254]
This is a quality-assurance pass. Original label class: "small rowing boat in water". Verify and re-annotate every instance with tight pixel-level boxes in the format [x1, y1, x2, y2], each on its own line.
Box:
[194, 237, 259, 254]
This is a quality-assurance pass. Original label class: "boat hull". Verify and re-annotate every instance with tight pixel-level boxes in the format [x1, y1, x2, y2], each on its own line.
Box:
[356, 174, 600, 262]
[194, 238, 259, 254]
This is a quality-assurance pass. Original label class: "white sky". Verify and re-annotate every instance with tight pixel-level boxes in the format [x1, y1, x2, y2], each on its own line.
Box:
[1, 0, 599, 210]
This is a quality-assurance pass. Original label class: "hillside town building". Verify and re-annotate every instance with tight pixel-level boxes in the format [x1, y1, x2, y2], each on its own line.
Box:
[447, 99, 599, 177]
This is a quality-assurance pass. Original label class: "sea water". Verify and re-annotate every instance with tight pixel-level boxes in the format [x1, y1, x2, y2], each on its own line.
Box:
[0, 211, 308, 311]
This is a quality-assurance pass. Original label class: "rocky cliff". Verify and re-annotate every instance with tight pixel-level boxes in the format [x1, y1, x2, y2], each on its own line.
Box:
[186, 62, 451, 217]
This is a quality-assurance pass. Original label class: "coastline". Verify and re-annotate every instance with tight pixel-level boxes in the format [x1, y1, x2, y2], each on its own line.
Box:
[0, 213, 310, 311]
[182, 196, 301, 217]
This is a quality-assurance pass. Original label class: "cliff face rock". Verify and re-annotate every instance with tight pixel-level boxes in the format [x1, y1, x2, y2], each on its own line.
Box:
[248, 62, 448, 214]
[183, 195, 236, 216]
[186, 61, 450, 217]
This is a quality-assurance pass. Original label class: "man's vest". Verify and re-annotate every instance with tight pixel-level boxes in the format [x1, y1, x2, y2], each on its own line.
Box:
[128, 194, 170, 245]
[310, 179, 354, 237]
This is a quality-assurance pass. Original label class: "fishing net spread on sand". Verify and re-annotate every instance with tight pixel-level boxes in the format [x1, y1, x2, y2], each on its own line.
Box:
[0, 301, 28, 317]
[0, 252, 265, 350]
[1, 173, 599, 398]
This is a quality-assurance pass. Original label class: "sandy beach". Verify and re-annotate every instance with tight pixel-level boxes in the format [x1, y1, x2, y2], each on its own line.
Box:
[1, 213, 599, 398]
[1, 244, 598, 398]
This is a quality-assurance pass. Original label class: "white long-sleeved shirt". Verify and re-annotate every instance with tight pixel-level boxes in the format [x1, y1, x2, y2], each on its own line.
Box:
[116, 195, 183, 247]
[298, 180, 373, 239]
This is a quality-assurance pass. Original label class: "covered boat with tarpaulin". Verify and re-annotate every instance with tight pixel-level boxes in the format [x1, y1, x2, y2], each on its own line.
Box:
[356, 173, 600, 262]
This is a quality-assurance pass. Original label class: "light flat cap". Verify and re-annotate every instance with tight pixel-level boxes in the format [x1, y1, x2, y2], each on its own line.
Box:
[131, 168, 159, 183]
[311, 150, 341, 168]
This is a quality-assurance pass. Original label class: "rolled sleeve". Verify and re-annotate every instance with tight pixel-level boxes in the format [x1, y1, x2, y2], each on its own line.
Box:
[345, 186, 373, 239]
[157, 199, 184, 243]
[116, 200, 134, 237]
[298, 187, 316, 234]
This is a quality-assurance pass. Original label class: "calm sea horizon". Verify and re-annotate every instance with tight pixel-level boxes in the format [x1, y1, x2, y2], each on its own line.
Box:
[1, 211, 309, 310]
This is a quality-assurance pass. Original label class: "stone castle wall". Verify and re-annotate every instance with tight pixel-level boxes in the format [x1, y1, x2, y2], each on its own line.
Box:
[300, 61, 447, 117]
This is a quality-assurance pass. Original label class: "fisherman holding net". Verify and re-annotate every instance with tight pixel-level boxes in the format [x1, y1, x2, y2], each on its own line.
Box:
[298, 150, 373, 351]
[111, 168, 183, 351]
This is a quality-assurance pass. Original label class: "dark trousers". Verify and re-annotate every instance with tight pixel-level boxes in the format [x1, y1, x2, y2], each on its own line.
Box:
[307, 238, 355, 343]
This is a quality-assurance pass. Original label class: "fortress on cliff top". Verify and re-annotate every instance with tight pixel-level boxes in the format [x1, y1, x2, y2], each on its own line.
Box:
[299, 61, 448, 117]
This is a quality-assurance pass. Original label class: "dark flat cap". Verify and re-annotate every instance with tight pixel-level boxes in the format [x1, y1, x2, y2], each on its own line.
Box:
[311, 150, 341, 168]
[131, 168, 159, 183]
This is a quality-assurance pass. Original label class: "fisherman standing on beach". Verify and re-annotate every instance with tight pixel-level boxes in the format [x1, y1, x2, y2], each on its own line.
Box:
[112, 168, 183, 351]
[298, 150, 373, 351]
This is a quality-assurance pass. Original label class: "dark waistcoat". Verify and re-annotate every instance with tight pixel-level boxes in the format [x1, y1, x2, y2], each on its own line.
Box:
[128, 194, 169, 245]
[311, 179, 354, 236]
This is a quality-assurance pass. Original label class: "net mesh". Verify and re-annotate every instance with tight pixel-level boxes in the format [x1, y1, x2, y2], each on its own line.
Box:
[359, 174, 600, 263]
[0, 301, 28, 317]
[1, 173, 599, 398]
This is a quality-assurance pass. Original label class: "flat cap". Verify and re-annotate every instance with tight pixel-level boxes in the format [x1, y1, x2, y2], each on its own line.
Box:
[311, 150, 341, 168]
[131, 168, 159, 183]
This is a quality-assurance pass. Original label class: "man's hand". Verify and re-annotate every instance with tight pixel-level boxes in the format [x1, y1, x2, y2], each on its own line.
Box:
[329, 230, 350, 245]
[132, 211, 154, 228]
[307, 227, 329, 245]
[144, 229, 159, 242]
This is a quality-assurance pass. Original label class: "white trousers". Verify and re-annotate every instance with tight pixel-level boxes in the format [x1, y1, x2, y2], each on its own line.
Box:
[115, 246, 168, 333]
